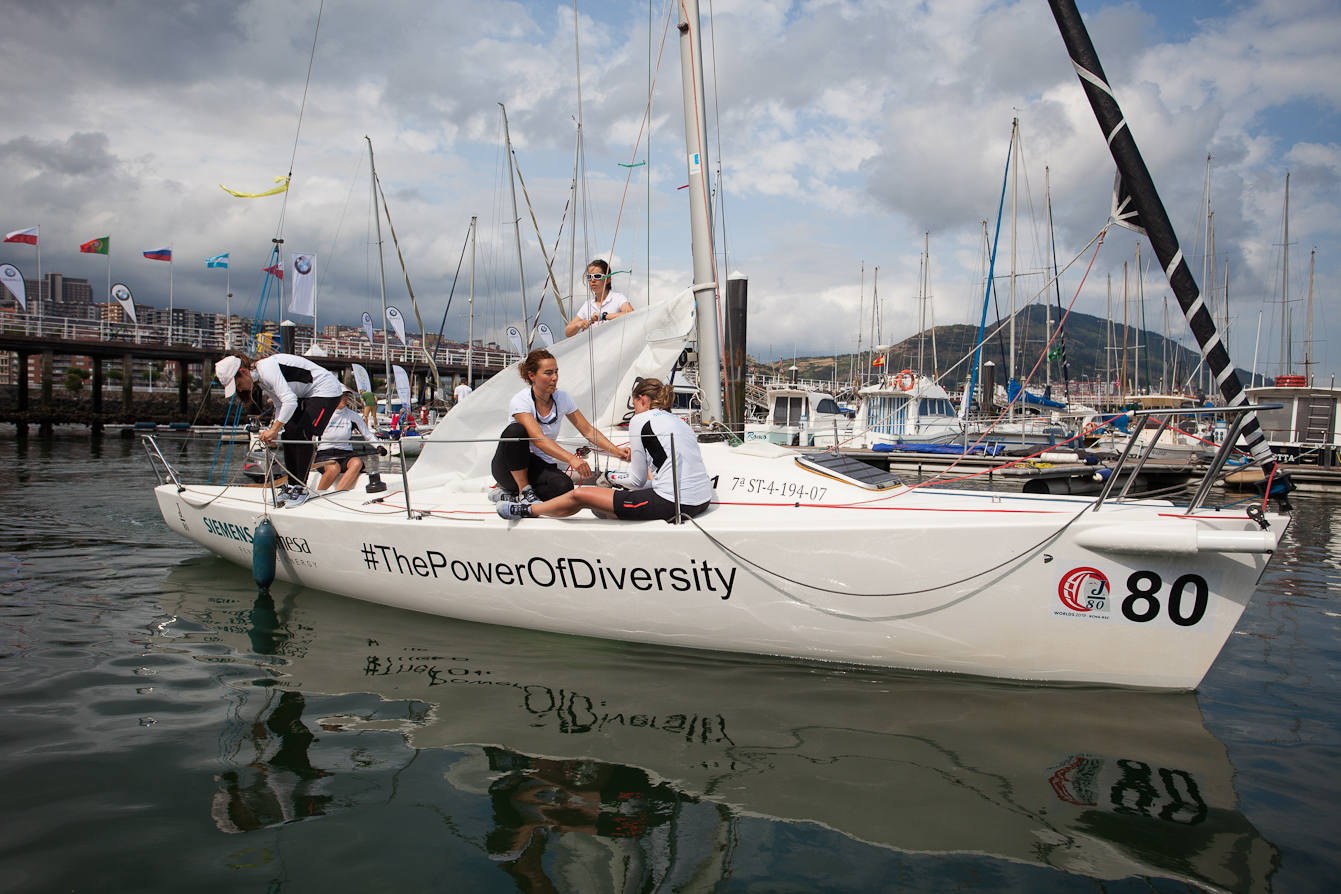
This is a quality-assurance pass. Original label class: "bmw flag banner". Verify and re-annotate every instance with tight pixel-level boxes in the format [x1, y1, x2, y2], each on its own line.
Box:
[385, 306, 408, 347]
[289, 252, 315, 316]
[0, 264, 26, 311]
[110, 282, 138, 325]
[361, 311, 375, 345]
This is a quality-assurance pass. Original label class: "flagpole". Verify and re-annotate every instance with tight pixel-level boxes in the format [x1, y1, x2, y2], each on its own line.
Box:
[167, 247, 174, 344]
[225, 262, 231, 350]
[35, 227, 42, 335]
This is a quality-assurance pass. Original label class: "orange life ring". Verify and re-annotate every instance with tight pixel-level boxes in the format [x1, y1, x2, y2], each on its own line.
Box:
[894, 370, 916, 391]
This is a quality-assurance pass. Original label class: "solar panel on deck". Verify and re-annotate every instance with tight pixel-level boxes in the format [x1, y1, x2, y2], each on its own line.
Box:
[795, 452, 902, 490]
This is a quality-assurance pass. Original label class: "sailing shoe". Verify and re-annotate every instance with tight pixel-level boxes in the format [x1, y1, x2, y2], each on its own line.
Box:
[490, 488, 517, 504]
[496, 501, 532, 520]
[284, 487, 310, 508]
[519, 485, 540, 504]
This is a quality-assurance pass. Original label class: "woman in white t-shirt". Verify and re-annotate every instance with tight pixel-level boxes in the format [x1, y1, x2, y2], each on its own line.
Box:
[497, 378, 714, 522]
[490, 349, 631, 502]
[564, 258, 635, 337]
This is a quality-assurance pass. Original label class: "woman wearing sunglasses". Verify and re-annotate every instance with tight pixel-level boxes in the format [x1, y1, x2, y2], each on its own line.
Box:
[565, 258, 635, 336]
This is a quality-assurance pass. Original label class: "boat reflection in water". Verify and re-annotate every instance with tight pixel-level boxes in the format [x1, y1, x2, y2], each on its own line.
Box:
[159, 558, 1277, 893]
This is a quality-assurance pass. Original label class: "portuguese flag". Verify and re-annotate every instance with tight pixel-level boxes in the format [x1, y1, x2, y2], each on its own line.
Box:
[79, 236, 110, 255]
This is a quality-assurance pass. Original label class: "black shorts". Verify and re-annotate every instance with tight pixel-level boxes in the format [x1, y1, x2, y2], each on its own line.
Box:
[612, 488, 710, 521]
[314, 449, 358, 472]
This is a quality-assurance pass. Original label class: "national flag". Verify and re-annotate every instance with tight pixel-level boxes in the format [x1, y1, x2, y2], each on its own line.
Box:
[205, 253, 229, 269]
[263, 264, 284, 280]
[4, 227, 38, 245]
[143, 246, 172, 262]
[80, 236, 110, 255]
[872, 356, 885, 367]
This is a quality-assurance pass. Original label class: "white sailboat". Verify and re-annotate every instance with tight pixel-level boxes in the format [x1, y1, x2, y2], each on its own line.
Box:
[147, 0, 1291, 690]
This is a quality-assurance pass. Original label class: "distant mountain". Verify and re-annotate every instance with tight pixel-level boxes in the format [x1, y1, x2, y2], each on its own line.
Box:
[753, 306, 1258, 392]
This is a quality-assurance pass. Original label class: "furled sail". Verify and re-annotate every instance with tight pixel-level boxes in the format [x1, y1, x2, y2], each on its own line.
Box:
[1048, 0, 1289, 505]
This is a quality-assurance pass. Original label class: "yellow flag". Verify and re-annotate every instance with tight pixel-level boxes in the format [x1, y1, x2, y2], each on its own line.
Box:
[219, 176, 290, 199]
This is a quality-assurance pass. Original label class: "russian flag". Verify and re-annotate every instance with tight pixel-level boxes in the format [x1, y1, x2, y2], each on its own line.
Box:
[4, 227, 38, 245]
[143, 246, 172, 261]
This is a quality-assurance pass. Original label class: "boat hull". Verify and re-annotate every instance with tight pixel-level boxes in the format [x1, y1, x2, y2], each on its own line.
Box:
[153, 444, 1286, 689]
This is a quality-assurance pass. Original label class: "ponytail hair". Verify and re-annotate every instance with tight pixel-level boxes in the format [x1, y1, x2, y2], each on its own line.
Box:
[519, 348, 555, 382]
[632, 377, 674, 411]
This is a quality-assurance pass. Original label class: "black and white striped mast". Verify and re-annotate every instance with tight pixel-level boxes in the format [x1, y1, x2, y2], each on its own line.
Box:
[1048, 0, 1290, 506]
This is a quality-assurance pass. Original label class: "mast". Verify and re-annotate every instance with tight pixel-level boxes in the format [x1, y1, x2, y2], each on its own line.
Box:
[1049, 0, 1286, 494]
[468, 215, 477, 388]
[500, 104, 529, 347]
[1279, 173, 1290, 374]
[366, 136, 393, 415]
[854, 262, 864, 385]
[916, 235, 926, 374]
[1008, 117, 1018, 407]
[1304, 249, 1315, 383]
[678, 0, 723, 423]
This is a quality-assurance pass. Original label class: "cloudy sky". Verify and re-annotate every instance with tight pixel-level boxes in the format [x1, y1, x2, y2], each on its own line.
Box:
[2, 0, 1338, 382]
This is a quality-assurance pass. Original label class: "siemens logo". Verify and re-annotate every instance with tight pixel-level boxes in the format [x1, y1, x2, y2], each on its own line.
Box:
[202, 517, 311, 554]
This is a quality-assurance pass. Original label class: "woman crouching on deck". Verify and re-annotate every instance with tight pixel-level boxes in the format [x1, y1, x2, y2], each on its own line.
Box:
[491, 349, 630, 504]
[497, 378, 714, 522]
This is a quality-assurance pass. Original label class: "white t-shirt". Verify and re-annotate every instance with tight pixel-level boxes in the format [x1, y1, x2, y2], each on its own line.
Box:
[627, 408, 713, 505]
[453, 383, 472, 404]
[317, 407, 377, 452]
[575, 291, 633, 324]
[507, 387, 579, 465]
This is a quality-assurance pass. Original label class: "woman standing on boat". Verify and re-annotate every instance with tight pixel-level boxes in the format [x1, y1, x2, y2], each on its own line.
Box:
[491, 349, 630, 503]
[215, 351, 343, 507]
[565, 259, 634, 336]
[498, 378, 713, 522]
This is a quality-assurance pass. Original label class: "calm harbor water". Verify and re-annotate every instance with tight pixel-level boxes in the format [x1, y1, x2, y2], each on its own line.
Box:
[1, 431, 1338, 893]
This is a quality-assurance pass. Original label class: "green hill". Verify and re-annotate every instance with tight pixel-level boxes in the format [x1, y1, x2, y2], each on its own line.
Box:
[754, 306, 1256, 393]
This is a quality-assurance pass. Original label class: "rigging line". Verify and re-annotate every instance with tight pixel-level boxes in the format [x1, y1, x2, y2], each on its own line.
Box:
[314, 151, 367, 314]
[687, 500, 1091, 607]
[705, 0, 730, 277]
[924, 225, 1109, 484]
[374, 173, 442, 394]
[275, 0, 325, 238]
[606, 0, 677, 267]
[433, 222, 475, 362]
[510, 150, 570, 331]
[937, 225, 1108, 384]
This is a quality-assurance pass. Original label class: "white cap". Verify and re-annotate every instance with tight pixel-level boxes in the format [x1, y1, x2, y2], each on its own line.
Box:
[216, 355, 242, 398]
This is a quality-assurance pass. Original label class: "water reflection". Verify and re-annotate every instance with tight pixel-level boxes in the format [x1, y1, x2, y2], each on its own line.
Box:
[158, 560, 1278, 893]
[211, 689, 333, 834]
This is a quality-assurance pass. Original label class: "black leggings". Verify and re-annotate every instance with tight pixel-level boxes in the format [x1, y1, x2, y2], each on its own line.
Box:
[284, 395, 342, 487]
[491, 421, 575, 500]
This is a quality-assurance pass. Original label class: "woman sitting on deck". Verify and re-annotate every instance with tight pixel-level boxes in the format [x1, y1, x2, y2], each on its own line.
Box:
[491, 349, 630, 504]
